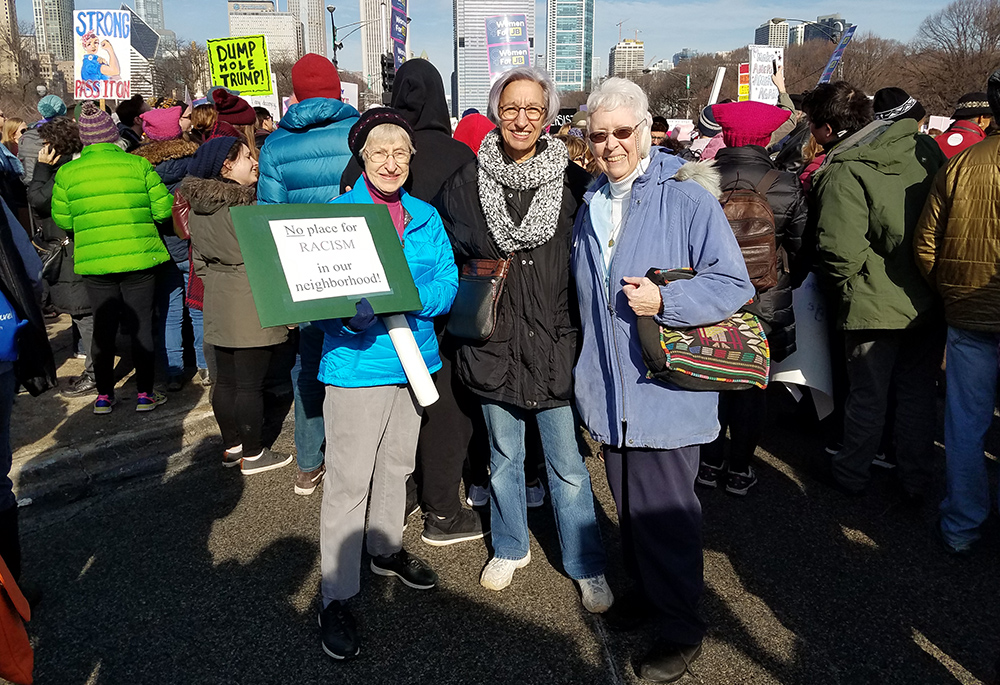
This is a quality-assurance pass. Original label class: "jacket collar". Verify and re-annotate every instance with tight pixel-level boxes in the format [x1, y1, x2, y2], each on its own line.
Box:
[584, 148, 687, 204]
[343, 180, 432, 234]
[81, 143, 125, 156]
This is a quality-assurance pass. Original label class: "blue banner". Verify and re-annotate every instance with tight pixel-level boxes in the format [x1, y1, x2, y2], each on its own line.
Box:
[818, 25, 857, 84]
[391, 0, 407, 69]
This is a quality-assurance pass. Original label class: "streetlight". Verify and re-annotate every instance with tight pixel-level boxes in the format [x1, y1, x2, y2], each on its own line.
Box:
[327, 5, 338, 65]
[771, 17, 844, 44]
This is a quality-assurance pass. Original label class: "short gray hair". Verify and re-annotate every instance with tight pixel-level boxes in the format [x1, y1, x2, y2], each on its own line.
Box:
[586, 77, 652, 158]
[487, 67, 561, 128]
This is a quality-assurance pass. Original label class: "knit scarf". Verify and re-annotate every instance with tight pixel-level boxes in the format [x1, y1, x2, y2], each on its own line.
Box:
[477, 129, 568, 253]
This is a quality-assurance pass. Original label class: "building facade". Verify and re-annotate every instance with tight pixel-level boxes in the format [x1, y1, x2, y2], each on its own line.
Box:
[0, 0, 17, 82]
[672, 47, 694, 67]
[805, 14, 850, 43]
[607, 38, 642, 77]
[134, 0, 164, 32]
[452, 0, 535, 115]
[788, 23, 804, 46]
[32, 0, 73, 62]
[545, 0, 593, 92]
[228, 0, 304, 61]
[754, 20, 789, 48]
[359, 0, 390, 101]
[288, 0, 326, 55]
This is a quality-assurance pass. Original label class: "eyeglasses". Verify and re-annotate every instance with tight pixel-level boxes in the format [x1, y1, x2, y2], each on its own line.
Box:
[17, 128, 26, 135]
[365, 149, 411, 165]
[498, 105, 546, 121]
[588, 123, 642, 144]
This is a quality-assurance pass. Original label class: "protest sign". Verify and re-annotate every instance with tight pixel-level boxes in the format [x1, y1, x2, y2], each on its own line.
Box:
[818, 25, 857, 84]
[207, 35, 273, 96]
[230, 204, 421, 327]
[771, 274, 834, 420]
[73, 9, 132, 100]
[737, 63, 750, 102]
[485, 15, 530, 78]
[748, 45, 783, 104]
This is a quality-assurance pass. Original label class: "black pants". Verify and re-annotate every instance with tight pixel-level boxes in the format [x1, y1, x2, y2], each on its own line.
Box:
[213, 345, 275, 457]
[605, 443, 706, 646]
[84, 269, 157, 396]
[700, 387, 767, 474]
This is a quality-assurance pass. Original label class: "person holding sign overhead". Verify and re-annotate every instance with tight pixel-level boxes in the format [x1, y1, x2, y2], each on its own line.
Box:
[179, 137, 294, 475]
[314, 109, 457, 661]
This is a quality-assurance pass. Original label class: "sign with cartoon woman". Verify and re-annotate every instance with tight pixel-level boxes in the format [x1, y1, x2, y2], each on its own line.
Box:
[73, 9, 132, 101]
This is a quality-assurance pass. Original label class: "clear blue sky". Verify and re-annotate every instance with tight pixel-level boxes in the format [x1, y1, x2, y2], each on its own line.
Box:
[15, 0, 946, 93]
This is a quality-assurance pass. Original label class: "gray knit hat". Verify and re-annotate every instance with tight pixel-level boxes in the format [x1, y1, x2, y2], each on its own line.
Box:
[697, 105, 721, 138]
[79, 102, 120, 145]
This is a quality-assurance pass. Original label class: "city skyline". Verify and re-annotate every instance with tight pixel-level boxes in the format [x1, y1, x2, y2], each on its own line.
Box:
[545, 0, 594, 92]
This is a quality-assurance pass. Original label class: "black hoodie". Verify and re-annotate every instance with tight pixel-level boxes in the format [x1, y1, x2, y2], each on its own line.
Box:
[340, 59, 475, 203]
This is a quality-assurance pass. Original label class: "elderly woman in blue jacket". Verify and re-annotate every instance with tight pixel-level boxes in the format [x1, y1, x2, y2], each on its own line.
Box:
[571, 78, 753, 683]
[313, 109, 458, 662]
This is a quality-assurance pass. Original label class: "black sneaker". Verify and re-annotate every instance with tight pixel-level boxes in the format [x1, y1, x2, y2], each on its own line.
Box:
[421, 508, 487, 547]
[166, 375, 184, 392]
[725, 467, 758, 496]
[318, 601, 360, 660]
[62, 373, 98, 398]
[370, 550, 438, 590]
[639, 640, 703, 682]
[695, 461, 724, 488]
[241, 448, 293, 475]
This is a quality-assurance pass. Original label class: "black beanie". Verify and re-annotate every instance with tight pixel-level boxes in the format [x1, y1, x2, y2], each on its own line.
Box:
[348, 108, 415, 162]
[872, 87, 926, 123]
[989, 69, 1000, 121]
[188, 137, 240, 179]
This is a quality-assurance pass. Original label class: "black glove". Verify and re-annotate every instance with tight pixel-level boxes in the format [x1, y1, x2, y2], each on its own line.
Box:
[344, 298, 376, 332]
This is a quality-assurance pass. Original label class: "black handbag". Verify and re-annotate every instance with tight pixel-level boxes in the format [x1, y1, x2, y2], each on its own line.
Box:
[40, 238, 69, 286]
[445, 256, 513, 341]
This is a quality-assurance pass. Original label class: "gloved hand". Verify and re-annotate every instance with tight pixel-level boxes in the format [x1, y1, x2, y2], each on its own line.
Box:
[344, 298, 376, 332]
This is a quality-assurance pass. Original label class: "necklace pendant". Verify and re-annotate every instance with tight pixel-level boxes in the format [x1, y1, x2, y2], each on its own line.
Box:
[608, 238, 615, 248]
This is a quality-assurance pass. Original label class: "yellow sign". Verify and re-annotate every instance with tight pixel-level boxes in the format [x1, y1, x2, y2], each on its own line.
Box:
[207, 35, 273, 96]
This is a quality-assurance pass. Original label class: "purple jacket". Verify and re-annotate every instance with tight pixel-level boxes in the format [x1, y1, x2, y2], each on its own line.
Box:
[571, 149, 753, 450]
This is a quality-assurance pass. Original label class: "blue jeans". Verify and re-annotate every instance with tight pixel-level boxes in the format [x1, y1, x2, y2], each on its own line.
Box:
[0, 368, 15, 512]
[940, 326, 1000, 550]
[157, 260, 205, 375]
[291, 322, 326, 472]
[481, 401, 606, 580]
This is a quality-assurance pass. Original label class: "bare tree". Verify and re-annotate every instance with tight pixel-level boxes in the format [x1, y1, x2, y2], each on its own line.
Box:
[155, 38, 210, 98]
[0, 21, 43, 120]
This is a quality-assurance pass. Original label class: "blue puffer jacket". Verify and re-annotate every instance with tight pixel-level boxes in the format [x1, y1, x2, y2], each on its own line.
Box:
[257, 97, 359, 205]
[314, 180, 458, 387]
[571, 149, 754, 450]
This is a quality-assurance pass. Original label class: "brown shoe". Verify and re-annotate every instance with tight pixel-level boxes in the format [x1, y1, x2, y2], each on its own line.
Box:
[295, 464, 326, 496]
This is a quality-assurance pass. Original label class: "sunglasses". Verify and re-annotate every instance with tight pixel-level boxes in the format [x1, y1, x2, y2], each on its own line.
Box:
[17, 128, 26, 135]
[588, 122, 642, 144]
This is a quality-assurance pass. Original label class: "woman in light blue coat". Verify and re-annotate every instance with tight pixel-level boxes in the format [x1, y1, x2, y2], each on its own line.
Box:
[572, 78, 753, 683]
[313, 109, 457, 661]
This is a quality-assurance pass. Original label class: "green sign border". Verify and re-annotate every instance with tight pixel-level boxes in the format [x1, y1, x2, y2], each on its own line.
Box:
[230, 204, 422, 328]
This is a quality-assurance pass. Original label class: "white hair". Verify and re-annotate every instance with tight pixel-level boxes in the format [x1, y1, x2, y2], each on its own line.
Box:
[487, 67, 561, 128]
[586, 77, 653, 158]
[361, 123, 416, 156]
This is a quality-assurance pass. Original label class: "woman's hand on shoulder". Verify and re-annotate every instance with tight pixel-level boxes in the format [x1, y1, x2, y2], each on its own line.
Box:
[622, 276, 663, 316]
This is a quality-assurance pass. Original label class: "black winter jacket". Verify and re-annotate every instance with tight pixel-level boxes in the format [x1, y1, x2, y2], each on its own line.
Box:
[713, 145, 809, 362]
[434, 144, 590, 409]
[341, 60, 475, 203]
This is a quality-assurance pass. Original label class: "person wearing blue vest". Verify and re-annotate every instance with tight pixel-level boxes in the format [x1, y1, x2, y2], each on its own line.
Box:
[256, 53, 360, 498]
[313, 109, 457, 660]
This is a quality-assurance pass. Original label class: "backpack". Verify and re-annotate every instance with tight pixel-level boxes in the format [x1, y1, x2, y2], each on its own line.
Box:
[719, 169, 781, 292]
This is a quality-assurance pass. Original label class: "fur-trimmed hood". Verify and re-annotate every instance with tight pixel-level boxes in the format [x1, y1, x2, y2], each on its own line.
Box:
[132, 138, 199, 166]
[672, 157, 722, 199]
[179, 176, 257, 215]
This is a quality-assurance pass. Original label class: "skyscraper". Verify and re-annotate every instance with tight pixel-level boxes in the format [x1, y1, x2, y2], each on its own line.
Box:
[754, 20, 788, 48]
[360, 0, 389, 102]
[228, 0, 303, 61]
[0, 0, 17, 82]
[453, 0, 535, 115]
[805, 14, 850, 43]
[32, 0, 74, 61]
[288, 0, 326, 55]
[134, 0, 164, 31]
[607, 38, 642, 78]
[545, 0, 593, 92]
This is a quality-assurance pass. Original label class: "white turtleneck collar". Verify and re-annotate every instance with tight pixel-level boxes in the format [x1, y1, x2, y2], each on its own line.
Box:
[608, 155, 651, 200]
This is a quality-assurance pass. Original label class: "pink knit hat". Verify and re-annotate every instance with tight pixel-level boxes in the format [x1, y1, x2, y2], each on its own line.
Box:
[139, 106, 182, 141]
[712, 101, 791, 148]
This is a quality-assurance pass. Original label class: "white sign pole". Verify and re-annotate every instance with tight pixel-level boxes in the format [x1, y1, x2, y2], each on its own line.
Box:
[707, 67, 726, 105]
[384, 314, 439, 406]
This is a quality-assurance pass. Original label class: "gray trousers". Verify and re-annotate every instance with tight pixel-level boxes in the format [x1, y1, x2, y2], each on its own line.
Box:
[320, 384, 422, 605]
[73, 313, 95, 377]
[833, 326, 944, 494]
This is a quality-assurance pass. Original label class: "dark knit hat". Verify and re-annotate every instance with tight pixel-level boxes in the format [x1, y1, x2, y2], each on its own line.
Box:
[212, 90, 256, 126]
[651, 116, 670, 133]
[188, 136, 240, 179]
[873, 87, 926, 123]
[988, 69, 1000, 121]
[116, 94, 145, 126]
[953, 92, 992, 120]
[348, 108, 415, 162]
[712, 101, 791, 148]
[697, 105, 721, 138]
[292, 53, 342, 101]
[79, 102, 120, 145]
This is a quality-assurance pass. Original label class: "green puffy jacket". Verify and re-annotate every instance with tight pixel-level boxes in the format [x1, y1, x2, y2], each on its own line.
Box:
[812, 118, 946, 330]
[51, 143, 173, 275]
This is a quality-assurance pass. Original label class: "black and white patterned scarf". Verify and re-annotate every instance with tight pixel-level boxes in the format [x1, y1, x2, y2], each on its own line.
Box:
[477, 129, 568, 253]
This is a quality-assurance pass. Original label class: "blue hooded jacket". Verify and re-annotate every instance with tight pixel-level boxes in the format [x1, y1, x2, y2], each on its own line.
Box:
[314, 180, 458, 387]
[257, 97, 359, 205]
[571, 149, 754, 450]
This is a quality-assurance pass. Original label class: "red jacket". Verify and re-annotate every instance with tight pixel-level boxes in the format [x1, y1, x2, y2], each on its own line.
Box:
[937, 120, 987, 158]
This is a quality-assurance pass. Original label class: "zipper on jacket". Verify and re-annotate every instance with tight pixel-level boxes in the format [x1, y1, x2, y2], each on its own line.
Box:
[604, 208, 630, 447]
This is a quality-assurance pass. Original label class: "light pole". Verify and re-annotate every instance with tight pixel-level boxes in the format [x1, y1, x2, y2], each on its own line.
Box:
[771, 17, 844, 44]
[327, 5, 338, 65]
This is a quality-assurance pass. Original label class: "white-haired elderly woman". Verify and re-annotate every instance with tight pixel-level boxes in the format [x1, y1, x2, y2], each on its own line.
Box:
[435, 67, 612, 611]
[571, 78, 753, 681]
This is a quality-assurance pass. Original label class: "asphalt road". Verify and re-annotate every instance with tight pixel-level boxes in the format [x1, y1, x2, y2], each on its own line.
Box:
[14, 389, 1000, 685]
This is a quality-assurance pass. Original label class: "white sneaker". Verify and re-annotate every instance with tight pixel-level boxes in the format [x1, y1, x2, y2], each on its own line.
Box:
[577, 574, 614, 613]
[480, 551, 531, 591]
[525, 481, 545, 508]
[466, 483, 489, 507]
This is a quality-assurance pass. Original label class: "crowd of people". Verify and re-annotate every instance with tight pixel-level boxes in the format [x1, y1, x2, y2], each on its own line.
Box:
[0, 52, 998, 683]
